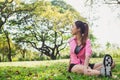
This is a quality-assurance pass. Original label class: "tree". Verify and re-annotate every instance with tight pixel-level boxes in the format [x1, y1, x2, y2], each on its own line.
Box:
[0, 32, 16, 62]
[0, 0, 34, 29]
[106, 42, 111, 49]
[85, 0, 120, 4]
[0, 33, 8, 61]
[4, 30, 12, 61]
[0, 0, 36, 61]
[85, 0, 120, 19]
[10, 0, 85, 60]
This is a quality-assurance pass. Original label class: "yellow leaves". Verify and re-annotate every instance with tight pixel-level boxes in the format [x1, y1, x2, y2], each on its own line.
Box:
[32, 0, 86, 32]
[33, 1, 50, 16]
[41, 6, 58, 19]
[0, 34, 12, 49]
[0, 0, 4, 2]
[14, 0, 23, 5]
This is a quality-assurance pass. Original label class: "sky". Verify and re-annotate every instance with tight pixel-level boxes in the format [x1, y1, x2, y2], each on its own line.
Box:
[65, 0, 120, 45]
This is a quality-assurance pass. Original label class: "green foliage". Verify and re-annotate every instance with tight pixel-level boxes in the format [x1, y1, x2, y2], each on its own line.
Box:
[0, 32, 39, 62]
[0, 0, 119, 61]
[91, 48, 120, 58]
[92, 42, 120, 58]
[0, 33, 16, 61]
[0, 58, 120, 80]
[8, 0, 86, 60]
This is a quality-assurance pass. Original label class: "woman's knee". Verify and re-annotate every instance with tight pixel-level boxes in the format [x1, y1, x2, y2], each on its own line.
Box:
[71, 66, 84, 74]
[84, 71, 91, 75]
[71, 65, 84, 73]
[71, 68, 83, 74]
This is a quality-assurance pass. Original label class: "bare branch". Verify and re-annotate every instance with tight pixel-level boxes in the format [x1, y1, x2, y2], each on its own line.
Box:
[29, 29, 41, 41]
[19, 40, 52, 57]
[104, 0, 120, 4]
[44, 44, 53, 50]
[20, 40, 37, 49]
[59, 43, 67, 51]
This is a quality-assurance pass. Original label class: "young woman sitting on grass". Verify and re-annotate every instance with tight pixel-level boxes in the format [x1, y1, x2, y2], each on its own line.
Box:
[68, 20, 115, 77]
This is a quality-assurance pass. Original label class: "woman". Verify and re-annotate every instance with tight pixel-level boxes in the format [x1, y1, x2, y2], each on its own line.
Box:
[68, 20, 115, 77]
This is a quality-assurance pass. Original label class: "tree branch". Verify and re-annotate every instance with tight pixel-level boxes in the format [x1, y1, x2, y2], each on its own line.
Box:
[0, 0, 14, 12]
[104, 0, 120, 4]
[20, 40, 37, 49]
[19, 40, 52, 57]
[0, 0, 7, 12]
[59, 42, 67, 51]
[29, 29, 41, 41]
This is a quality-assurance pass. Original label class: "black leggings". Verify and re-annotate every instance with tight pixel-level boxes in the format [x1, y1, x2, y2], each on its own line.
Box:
[68, 63, 95, 72]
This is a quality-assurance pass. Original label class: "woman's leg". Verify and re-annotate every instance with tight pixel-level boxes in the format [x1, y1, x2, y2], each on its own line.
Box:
[93, 61, 115, 71]
[93, 62, 102, 70]
[71, 64, 101, 76]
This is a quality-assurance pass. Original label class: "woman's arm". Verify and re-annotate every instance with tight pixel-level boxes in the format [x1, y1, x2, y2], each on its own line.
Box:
[84, 39, 92, 74]
[84, 55, 90, 68]
[84, 55, 91, 74]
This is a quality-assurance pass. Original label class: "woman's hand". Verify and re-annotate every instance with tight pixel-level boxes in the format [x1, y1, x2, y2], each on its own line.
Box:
[84, 66, 92, 75]
[84, 55, 91, 75]
[84, 66, 88, 74]
[84, 69, 87, 74]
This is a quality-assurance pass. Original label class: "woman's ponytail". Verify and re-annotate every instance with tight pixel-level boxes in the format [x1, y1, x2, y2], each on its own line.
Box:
[81, 23, 89, 47]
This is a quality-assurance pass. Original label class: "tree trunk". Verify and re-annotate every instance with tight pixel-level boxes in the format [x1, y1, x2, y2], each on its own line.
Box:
[0, 19, 4, 30]
[2, 54, 4, 61]
[4, 31, 12, 62]
[51, 54, 56, 60]
[0, 56, 1, 62]
[22, 49, 26, 59]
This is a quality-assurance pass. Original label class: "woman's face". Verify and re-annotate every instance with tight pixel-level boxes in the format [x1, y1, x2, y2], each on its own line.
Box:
[71, 24, 80, 35]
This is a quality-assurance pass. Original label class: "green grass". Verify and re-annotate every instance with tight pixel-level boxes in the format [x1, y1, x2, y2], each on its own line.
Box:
[0, 58, 120, 80]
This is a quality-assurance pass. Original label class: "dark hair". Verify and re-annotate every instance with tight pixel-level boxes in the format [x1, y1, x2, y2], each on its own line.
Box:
[75, 21, 89, 47]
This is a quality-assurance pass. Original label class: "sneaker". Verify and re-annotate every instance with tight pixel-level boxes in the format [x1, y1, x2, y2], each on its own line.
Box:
[100, 66, 105, 76]
[103, 54, 113, 77]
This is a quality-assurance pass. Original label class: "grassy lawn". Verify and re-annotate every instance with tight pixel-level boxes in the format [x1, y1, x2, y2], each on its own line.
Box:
[0, 58, 120, 80]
